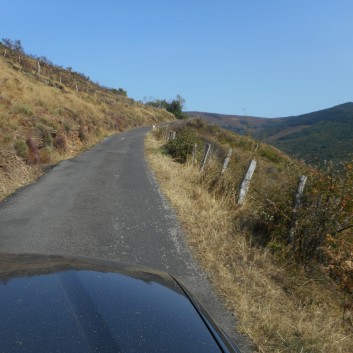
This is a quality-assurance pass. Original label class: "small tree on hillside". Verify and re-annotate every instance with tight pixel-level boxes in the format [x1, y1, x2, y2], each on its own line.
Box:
[145, 95, 187, 120]
[1, 38, 24, 53]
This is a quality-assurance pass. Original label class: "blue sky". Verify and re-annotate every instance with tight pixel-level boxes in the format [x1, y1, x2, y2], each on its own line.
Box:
[1, 0, 353, 117]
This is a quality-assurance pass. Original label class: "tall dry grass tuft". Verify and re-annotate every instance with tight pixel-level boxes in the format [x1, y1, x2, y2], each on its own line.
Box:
[146, 132, 353, 353]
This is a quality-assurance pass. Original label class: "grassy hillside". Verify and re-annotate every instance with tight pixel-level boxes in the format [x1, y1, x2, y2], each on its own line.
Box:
[188, 102, 353, 165]
[187, 111, 268, 138]
[0, 41, 174, 200]
[146, 120, 353, 353]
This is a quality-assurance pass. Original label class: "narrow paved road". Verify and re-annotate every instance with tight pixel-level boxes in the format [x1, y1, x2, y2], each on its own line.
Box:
[0, 126, 251, 352]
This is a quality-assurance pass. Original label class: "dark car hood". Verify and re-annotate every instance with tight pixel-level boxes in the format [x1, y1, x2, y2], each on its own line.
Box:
[0, 253, 226, 353]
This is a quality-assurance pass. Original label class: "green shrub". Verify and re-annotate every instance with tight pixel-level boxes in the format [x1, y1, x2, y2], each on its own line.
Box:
[14, 139, 28, 158]
[258, 147, 282, 163]
[44, 133, 53, 147]
[164, 126, 199, 163]
[63, 123, 71, 132]
[146, 95, 187, 120]
[2, 133, 13, 143]
[36, 124, 53, 147]
[11, 103, 33, 116]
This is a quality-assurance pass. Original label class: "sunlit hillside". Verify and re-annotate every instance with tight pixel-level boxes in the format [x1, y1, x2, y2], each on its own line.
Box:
[0, 40, 173, 200]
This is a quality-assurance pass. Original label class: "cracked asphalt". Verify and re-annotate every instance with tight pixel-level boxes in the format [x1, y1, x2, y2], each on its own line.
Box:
[0, 126, 252, 352]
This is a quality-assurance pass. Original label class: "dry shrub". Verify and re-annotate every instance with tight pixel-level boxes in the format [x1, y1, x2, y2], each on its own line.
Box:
[168, 121, 353, 295]
[153, 126, 169, 141]
[36, 124, 53, 147]
[26, 136, 39, 163]
[78, 125, 88, 142]
[39, 145, 52, 163]
[53, 135, 67, 152]
[110, 116, 122, 130]
[324, 233, 353, 303]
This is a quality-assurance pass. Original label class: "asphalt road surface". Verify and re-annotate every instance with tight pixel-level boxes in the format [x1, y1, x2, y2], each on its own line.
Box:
[0, 126, 251, 352]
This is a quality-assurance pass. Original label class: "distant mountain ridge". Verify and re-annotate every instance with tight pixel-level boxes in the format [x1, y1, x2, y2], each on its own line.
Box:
[188, 102, 353, 164]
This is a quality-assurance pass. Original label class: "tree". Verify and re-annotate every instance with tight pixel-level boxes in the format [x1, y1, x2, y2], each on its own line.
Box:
[145, 95, 187, 119]
[1, 38, 13, 49]
[110, 88, 127, 96]
[167, 95, 185, 119]
[13, 40, 24, 54]
[1, 38, 24, 53]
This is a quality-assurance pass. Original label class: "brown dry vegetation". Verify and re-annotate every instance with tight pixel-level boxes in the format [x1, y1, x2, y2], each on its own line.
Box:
[0, 46, 173, 200]
[145, 126, 353, 353]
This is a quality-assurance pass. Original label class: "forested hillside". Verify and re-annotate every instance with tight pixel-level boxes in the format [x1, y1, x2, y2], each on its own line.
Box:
[188, 102, 353, 165]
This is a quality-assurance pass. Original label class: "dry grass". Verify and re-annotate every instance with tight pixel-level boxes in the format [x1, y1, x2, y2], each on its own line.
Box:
[145, 133, 353, 353]
[0, 55, 173, 201]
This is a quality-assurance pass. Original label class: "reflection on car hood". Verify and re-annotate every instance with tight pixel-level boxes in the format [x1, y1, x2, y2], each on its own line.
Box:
[0, 253, 226, 353]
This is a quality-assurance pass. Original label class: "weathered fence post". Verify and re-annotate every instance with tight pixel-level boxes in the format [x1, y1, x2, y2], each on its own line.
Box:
[168, 131, 176, 140]
[200, 143, 211, 172]
[289, 175, 307, 245]
[192, 143, 197, 164]
[238, 159, 257, 205]
[59, 76, 62, 84]
[37, 61, 41, 75]
[221, 148, 233, 175]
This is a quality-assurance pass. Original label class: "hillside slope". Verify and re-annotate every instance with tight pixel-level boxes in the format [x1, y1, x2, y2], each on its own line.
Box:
[147, 121, 353, 353]
[188, 102, 353, 164]
[0, 44, 174, 200]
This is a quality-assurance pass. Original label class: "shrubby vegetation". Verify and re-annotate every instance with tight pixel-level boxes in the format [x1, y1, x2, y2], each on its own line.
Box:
[148, 123, 353, 353]
[145, 95, 187, 120]
[161, 119, 353, 296]
[109, 88, 127, 96]
[262, 162, 353, 292]
[164, 126, 201, 163]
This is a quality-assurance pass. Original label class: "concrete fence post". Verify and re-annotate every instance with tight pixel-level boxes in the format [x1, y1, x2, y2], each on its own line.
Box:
[200, 144, 211, 172]
[289, 175, 307, 245]
[168, 131, 176, 140]
[192, 143, 197, 165]
[238, 159, 257, 205]
[221, 148, 233, 175]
